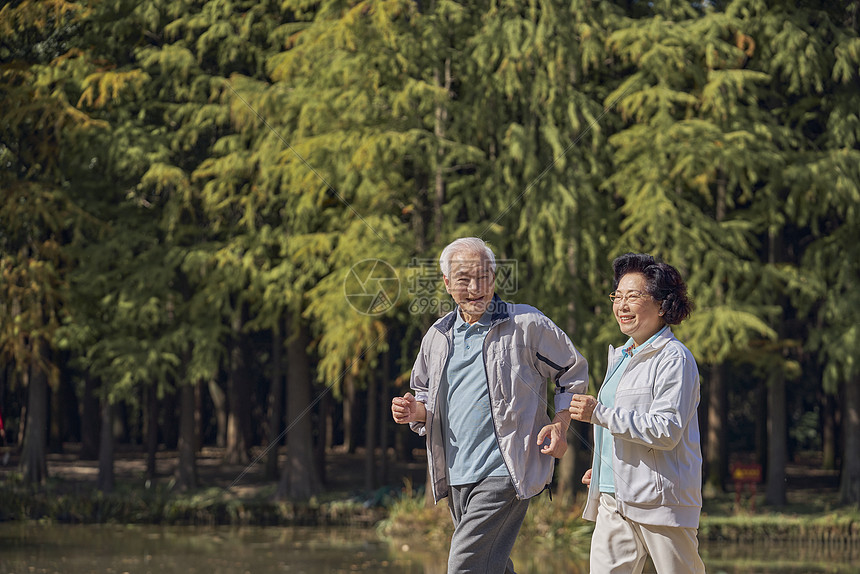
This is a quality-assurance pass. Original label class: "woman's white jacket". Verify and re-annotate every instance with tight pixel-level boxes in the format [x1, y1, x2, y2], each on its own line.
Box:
[582, 327, 703, 528]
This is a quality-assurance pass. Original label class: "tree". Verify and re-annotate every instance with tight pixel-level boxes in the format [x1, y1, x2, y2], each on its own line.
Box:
[0, 0, 99, 484]
[601, 1, 790, 496]
[276, 318, 321, 500]
[737, 0, 860, 505]
[463, 0, 623, 496]
[67, 0, 290, 481]
[262, 0, 443, 491]
[3, 0, 858, 508]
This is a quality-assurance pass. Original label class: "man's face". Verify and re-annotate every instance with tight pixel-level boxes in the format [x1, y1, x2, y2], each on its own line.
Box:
[443, 251, 496, 323]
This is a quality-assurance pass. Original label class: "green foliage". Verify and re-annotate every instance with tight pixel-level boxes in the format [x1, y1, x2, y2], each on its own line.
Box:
[2, 0, 859, 494]
[518, 493, 593, 552]
[0, 473, 372, 525]
[377, 483, 453, 546]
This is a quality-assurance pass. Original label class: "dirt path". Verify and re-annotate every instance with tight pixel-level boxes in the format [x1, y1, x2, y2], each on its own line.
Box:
[0, 443, 428, 499]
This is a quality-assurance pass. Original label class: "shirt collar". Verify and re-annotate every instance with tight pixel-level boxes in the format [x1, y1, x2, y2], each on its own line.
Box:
[623, 325, 669, 357]
[455, 308, 490, 331]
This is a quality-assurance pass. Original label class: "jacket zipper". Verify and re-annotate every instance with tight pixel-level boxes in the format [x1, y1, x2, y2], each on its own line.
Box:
[482, 316, 519, 498]
[428, 328, 454, 502]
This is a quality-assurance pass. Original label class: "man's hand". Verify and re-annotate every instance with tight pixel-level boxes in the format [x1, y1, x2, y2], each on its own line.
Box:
[536, 411, 570, 458]
[569, 393, 597, 423]
[391, 392, 426, 424]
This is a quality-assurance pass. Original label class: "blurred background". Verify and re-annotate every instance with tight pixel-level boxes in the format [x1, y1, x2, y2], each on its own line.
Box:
[0, 0, 858, 516]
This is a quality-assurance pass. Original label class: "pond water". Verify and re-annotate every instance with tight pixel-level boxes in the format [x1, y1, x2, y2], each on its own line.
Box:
[0, 522, 857, 574]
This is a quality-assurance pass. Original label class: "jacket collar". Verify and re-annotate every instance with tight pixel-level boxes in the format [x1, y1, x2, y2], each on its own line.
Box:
[435, 294, 509, 333]
[609, 325, 674, 359]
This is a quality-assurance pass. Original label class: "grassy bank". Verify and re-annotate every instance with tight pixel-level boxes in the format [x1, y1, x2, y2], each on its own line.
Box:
[0, 472, 384, 527]
[700, 511, 860, 544]
[3, 469, 859, 549]
[3, 449, 858, 550]
[379, 490, 860, 550]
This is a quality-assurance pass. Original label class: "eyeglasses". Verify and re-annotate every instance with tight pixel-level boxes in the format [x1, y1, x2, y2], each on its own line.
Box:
[609, 291, 650, 305]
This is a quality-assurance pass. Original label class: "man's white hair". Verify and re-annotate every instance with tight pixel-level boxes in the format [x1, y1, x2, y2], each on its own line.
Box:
[439, 237, 497, 278]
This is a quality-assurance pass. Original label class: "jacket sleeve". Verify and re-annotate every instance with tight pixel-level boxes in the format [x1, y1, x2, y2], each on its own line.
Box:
[591, 354, 699, 450]
[534, 315, 589, 414]
[408, 331, 432, 437]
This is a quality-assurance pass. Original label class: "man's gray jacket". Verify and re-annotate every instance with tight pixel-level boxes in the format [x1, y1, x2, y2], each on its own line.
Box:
[409, 296, 589, 502]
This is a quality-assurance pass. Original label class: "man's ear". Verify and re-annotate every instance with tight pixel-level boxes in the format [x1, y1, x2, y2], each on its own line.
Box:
[443, 275, 452, 294]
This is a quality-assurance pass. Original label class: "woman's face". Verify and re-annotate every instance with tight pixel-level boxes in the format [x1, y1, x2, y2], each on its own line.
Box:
[613, 272, 664, 346]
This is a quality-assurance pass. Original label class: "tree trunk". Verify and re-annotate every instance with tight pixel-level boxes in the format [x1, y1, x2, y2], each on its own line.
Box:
[195, 380, 203, 451]
[394, 421, 409, 463]
[388, 330, 412, 464]
[343, 372, 357, 453]
[145, 383, 158, 479]
[704, 364, 727, 495]
[97, 399, 116, 493]
[61, 371, 81, 443]
[378, 351, 391, 485]
[50, 371, 75, 453]
[555, 429, 576, 497]
[161, 386, 178, 449]
[79, 375, 100, 460]
[265, 327, 285, 481]
[276, 319, 321, 501]
[698, 377, 709, 482]
[703, 178, 729, 497]
[208, 379, 227, 448]
[556, 293, 583, 499]
[21, 360, 48, 485]
[225, 305, 251, 464]
[112, 402, 129, 445]
[315, 389, 329, 486]
[365, 372, 378, 491]
[765, 370, 787, 506]
[174, 381, 198, 490]
[840, 376, 860, 504]
[765, 225, 787, 506]
[49, 372, 61, 453]
[557, 421, 591, 498]
[323, 390, 333, 452]
[756, 378, 768, 472]
[822, 390, 837, 471]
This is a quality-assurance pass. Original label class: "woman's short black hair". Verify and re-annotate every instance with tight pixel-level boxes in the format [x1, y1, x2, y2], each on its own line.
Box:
[612, 253, 693, 325]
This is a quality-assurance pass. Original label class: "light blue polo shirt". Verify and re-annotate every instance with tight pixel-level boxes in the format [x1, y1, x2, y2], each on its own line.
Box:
[440, 309, 508, 486]
[596, 326, 668, 493]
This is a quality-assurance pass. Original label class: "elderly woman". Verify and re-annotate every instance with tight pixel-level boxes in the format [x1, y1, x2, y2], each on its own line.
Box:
[569, 253, 706, 573]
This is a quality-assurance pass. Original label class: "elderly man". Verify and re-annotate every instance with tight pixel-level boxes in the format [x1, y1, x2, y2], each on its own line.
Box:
[391, 237, 588, 573]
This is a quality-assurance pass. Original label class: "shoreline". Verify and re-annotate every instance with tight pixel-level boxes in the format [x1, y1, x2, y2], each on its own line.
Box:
[1, 476, 858, 547]
[1, 446, 857, 546]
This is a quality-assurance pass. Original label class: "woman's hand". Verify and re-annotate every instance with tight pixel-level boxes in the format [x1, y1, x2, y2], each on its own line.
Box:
[581, 468, 592, 486]
[569, 393, 597, 423]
